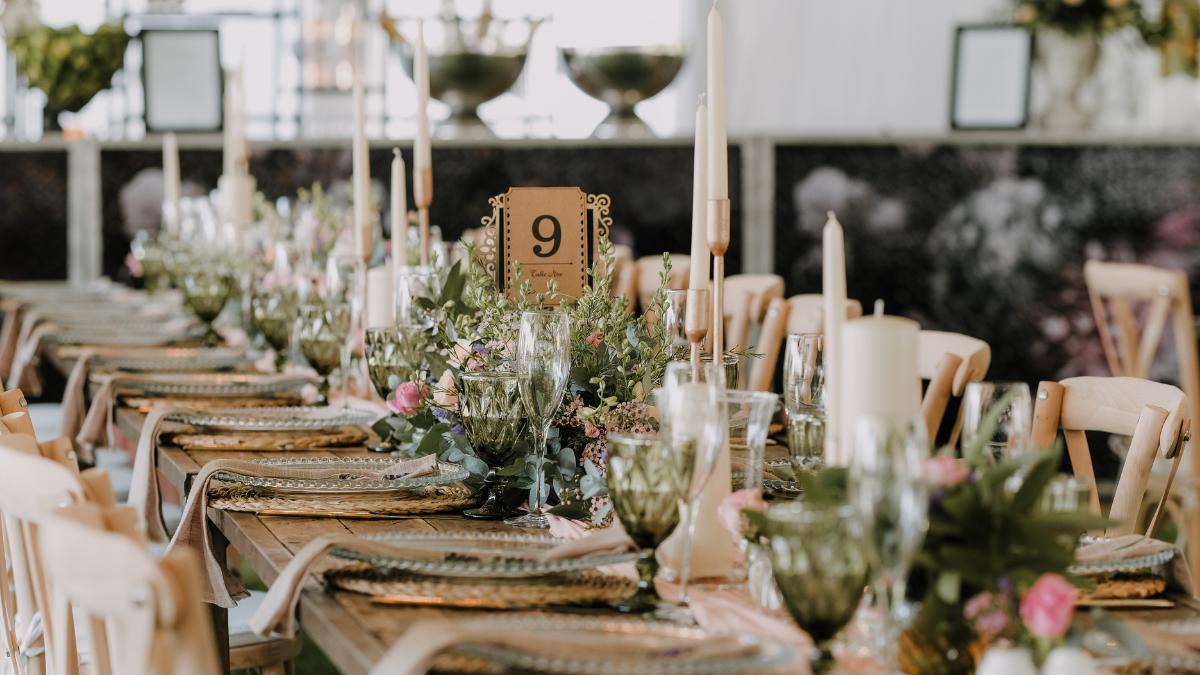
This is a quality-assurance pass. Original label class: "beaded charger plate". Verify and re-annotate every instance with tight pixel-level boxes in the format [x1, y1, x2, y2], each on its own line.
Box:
[330, 531, 638, 579]
[165, 406, 377, 432]
[450, 616, 793, 674]
[1071, 536, 1177, 576]
[43, 329, 200, 346]
[207, 482, 477, 517]
[325, 563, 636, 610]
[92, 347, 248, 372]
[215, 458, 469, 494]
[104, 373, 312, 398]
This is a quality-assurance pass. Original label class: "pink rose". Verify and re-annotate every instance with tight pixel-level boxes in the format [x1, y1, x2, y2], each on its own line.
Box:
[1020, 573, 1077, 639]
[718, 488, 767, 538]
[963, 592, 993, 619]
[975, 610, 1010, 637]
[388, 381, 426, 416]
[583, 419, 600, 438]
[924, 455, 969, 487]
[125, 252, 144, 278]
[433, 369, 458, 410]
[585, 332, 603, 348]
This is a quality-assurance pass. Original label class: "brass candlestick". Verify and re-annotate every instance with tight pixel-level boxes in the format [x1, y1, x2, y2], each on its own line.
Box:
[685, 287, 709, 381]
[707, 198, 731, 364]
[416, 166, 433, 266]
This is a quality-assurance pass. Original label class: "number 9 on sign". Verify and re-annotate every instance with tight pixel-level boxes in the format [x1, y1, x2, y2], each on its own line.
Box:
[531, 214, 561, 257]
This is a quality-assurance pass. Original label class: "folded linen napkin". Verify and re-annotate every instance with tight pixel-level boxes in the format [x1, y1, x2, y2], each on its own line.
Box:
[368, 620, 758, 675]
[250, 521, 636, 639]
[0, 301, 19, 382]
[1125, 618, 1200, 659]
[1075, 534, 1194, 596]
[168, 454, 438, 609]
[6, 322, 51, 394]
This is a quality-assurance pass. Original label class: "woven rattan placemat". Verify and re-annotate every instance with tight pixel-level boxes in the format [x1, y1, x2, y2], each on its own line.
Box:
[167, 426, 369, 451]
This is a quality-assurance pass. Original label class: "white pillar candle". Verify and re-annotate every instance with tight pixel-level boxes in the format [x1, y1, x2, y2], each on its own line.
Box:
[365, 266, 394, 328]
[162, 131, 180, 235]
[822, 212, 847, 464]
[413, 19, 432, 207]
[688, 97, 709, 293]
[391, 149, 408, 287]
[705, 4, 728, 201]
[838, 313, 921, 464]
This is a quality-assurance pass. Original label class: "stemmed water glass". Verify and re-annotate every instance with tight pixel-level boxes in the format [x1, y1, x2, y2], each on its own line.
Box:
[657, 361, 727, 604]
[179, 261, 235, 346]
[764, 501, 871, 674]
[297, 303, 349, 404]
[605, 431, 694, 613]
[962, 381, 1033, 463]
[506, 310, 571, 529]
[848, 414, 931, 669]
[783, 333, 826, 472]
[459, 371, 526, 519]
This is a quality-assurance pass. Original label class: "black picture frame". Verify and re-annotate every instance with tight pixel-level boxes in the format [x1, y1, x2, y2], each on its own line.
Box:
[140, 28, 223, 133]
[949, 24, 1033, 131]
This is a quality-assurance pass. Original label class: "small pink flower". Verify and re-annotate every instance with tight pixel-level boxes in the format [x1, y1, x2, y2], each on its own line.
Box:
[718, 489, 767, 538]
[585, 332, 603, 348]
[388, 381, 426, 416]
[1020, 573, 1077, 639]
[975, 610, 1010, 637]
[583, 419, 600, 438]
[964, 592, 993, 619]
[125, 252, 144, 278]
[924, 455, 970, 487]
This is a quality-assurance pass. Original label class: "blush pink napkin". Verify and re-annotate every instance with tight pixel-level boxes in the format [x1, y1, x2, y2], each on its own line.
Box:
[6, 322, 50, 394]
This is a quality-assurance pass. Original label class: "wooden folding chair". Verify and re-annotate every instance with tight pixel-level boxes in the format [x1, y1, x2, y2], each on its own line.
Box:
[722, 275, 784, 357]
[1030, 376, 1190, 537]
[784, 294, 863, 335]
[746, 298, 790, 392]
[1084, 261, 1200, 561]
[40, 504, 222, 675]
[917, 331, 991, 445]
[610, 244, 638, 315]
[635, 254, 690, 313]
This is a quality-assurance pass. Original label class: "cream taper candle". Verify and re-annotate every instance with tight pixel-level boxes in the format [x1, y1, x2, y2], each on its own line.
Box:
[823, 212, 847, 464]
[162, 132, 180, 235]
[391, 149, 408, 283]
[352, 72, 370, 263]
[413, 19, 432, 205]
[688, 97, 709, 294]
[706, 4, 727, 202]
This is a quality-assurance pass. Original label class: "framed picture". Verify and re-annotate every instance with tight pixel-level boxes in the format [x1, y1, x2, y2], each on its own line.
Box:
[949, 25, 1032, 131]
[141, 29, 223, 132]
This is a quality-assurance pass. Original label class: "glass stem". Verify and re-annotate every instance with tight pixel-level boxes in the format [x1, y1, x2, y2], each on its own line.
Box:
[529, 420, 548, 515]
[811, 642, 836, 675]
[339, 345, 352, 410]
[679, 499, 697, 603]
[636, 547, 658, 595]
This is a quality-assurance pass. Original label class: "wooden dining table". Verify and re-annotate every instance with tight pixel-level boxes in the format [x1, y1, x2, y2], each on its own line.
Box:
[40, 346, 1200, 675]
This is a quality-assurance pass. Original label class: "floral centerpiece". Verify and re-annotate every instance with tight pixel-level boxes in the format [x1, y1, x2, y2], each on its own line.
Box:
[372, 238, 674, 522]
[741, 402, 1107, 674]
[6, 22, 129, 131]
[1013, 0, 1148, 35]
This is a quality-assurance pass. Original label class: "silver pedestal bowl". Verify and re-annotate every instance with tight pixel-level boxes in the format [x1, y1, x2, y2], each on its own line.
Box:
[398, 47, 528, 140]
[561, 46, 686, 138]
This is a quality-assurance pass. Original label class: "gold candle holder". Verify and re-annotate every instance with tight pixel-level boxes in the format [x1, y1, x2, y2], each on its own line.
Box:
[707, 198, 731, 361]
[685, 287, 710, 380]
[416, 166, 433, 267]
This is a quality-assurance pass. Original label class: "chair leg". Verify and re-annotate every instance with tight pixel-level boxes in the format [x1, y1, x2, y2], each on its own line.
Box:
[261, 664, 286, 675]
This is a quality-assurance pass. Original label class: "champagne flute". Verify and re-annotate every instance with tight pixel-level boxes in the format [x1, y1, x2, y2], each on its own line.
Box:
[783, 333, 825, 473]
[506, 310, 571, 529]
[658, 360, 727, 603]
[848, 414, 930, 669]
[961, 381, 1032, 463]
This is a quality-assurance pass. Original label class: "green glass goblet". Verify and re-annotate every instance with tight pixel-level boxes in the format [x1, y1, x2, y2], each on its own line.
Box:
[298, 303, 349, 404]
[364, 327, 424, 400]
[764, 501, 870, 674]
[252, 290, 296, 371]
[180, 265, 234, 346]
[606, 431, 695, 613]
[458, 372, 525, 519]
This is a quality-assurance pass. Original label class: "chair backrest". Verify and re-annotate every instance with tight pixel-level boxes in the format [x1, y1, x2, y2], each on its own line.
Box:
[1031, 376, 1190, 537]
[916, 331, 991, 444]
[1, 388, 35, 437]
[40, 504, 221, 675]
[0, 434, 108, 675]
[723, 274, 785, 355]
[746, 298, 790, 392]
[784, 294, 863, 335]
[610, 244, 638, 315]
[635, 254, 690, 313]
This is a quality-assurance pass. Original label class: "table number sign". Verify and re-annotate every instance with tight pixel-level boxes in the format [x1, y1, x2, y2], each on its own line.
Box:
[477, 187, 611, 303]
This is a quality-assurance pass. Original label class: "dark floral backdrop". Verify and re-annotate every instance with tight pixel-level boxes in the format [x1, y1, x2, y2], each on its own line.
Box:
[775, 143, 1200, 386]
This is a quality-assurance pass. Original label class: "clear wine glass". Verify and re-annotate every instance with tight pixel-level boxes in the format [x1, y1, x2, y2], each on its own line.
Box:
[961, 381, 1033, 463]
[658, 360, 727, 603]
[506, 310, 571, 529]
[395, 266, 439, 330]
[848, 414, 931, 669]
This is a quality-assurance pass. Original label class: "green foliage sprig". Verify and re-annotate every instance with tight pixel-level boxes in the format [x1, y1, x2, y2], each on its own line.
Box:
[8, 23, 129, 113]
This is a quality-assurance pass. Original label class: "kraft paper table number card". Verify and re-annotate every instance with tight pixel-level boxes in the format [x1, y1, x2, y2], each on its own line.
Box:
[477, 187, 611, 304]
